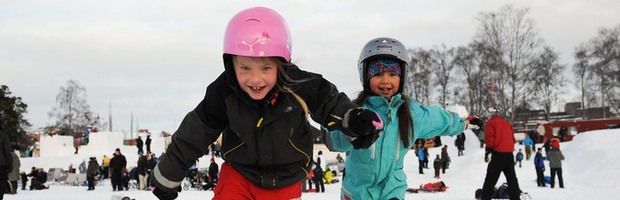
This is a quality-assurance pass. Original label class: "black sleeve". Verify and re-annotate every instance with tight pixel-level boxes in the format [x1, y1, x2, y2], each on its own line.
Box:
[152, 73, 229, 191]
[284, 65, 357, 128]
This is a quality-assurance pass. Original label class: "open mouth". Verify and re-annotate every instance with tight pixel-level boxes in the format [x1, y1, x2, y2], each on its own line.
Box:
[379, 86, 392, 92]
[249, 85, 266, 91]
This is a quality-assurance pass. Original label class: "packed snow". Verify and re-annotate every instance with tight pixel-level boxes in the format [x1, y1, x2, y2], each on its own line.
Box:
[6, 128, 620, 200]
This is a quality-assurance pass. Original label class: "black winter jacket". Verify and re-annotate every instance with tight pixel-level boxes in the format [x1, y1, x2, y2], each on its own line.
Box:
[153, 61, 356, 190]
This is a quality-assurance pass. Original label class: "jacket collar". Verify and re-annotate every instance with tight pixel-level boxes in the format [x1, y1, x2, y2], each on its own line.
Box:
[365, 93, 405, 109]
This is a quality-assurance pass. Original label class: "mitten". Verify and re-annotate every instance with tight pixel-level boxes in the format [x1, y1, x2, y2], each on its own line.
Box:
[467, 116, 484, 129]
[342, 108, 383, 137]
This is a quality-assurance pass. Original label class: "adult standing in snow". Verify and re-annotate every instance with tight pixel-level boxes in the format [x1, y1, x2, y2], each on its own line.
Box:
[417, 140, 425, 174]
[534, 148, 546, 187]
[137, 155, 148, 190]
[136, 136, 144, 155]
[441, 145, 450, 174]
[0, 130, 13, 199]
[324, 37, 483, 200]
[480, 107, 521, 200]
[312, 151, 325, 193]
[150, 7, 384, 200]
[145, 135, 152, 154]
[455, 133, 465, 156]
[206, 157, 219, 190]
[87, 157, 99, 191]
[110, 148, 127, 191]
[546, 139, 564, 188]
[7, 150, 19, 194]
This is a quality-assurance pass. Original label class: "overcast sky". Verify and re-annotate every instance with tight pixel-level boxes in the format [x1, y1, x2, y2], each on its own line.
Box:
[2, 0, 619, 135]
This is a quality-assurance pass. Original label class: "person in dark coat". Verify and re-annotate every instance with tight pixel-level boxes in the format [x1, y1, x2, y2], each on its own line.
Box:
[110, 148, 127, 191]
[136, 136, 144, 155]
[150, 7, 383, 200]
[145, 135, 152, 154]
[87, 157, 99, 191]
[440, 145, 450, 174]
[0, 131, 13, 199]
[205, 157, 219, 190]
[433, 154, 441, 179]
[20, 172, 28, 191]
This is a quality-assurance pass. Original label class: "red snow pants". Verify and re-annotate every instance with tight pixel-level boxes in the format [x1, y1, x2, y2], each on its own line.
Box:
[212, 162, 302, 200]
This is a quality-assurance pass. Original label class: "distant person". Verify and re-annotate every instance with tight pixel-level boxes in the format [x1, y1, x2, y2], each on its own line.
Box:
[523, 135, 534, 160]
[336, 153, 344, 163]
[87, 157, 99, 191]
[29, 168, 48, 190]
[110, 148, 127, 191]
[515, 149, 524, 168]
[417, 140, 425, 174]
[480, 107, 521, 200]
[441, 145, 450, 174]
[534, 148, 546, 187]
[137, 155, 148, 190]
[136, 136, 144, 155]
[546, 139, 564, 188]
[205, 157, 219, 190]
[433, 154, 441, 179]
[101, 155, 110, 179]
[455, 133, 466, 156]
[145, 135, 152, 154]
[8, 150, 20, 194]
[312, 151, 325, 193]
[20, 172, 28, 191]
[0, 130, 13, 199]
[558, 126, 568, 142]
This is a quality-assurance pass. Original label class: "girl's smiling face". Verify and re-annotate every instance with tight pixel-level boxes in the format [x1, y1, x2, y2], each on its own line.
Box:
[233, 56, 278, 100]
[369, 71, 400, 98]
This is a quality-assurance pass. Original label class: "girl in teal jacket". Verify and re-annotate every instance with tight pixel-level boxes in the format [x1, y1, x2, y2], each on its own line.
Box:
[325, 37, 482, 200]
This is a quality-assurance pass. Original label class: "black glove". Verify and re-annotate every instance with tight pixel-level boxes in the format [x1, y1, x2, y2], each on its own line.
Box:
[467, 116, 484, 128]
[350, 131, 381, 149]
[153, 186, 180, 200]
[485, 149, 492, 163]
[343, 108, 383, 137]
[342, 108, 384, 149]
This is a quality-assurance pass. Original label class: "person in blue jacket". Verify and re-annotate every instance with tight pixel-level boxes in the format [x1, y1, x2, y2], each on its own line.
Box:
[523, 135, 534, 160]
[324, 37, 483, 200]
[534, 148, 546, 187]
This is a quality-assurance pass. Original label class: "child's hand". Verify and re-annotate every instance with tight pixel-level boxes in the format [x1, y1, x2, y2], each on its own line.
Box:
[467, 116, 484, 129]
[343, 108, 383, 148]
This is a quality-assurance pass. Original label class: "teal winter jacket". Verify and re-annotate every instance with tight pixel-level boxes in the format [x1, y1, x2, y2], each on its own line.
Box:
[326, 94, 466, 200]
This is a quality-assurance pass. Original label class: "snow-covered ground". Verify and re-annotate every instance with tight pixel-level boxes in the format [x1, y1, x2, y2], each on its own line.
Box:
[6, 128, 620, 200]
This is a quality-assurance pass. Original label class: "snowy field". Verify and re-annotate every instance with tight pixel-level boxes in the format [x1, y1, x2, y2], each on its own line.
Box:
[6, 128, 620, 200]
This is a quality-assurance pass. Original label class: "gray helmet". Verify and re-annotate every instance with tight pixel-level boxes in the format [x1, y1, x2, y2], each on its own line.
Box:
[358, 37, 410, 93]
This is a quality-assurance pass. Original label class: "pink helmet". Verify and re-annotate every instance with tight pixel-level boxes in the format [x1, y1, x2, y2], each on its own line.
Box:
[223, 7, 292, 62]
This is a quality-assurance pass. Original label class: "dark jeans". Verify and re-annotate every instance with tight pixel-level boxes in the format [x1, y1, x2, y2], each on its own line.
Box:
[111, 171, 124, 191]
[481, 152, 521, 200]
[312, 173, 324, 193]
[418, 160, 424, 174]
[87, 175, 95, 190]
[550, 168, 564, 188]
[536, 167, 546, 186]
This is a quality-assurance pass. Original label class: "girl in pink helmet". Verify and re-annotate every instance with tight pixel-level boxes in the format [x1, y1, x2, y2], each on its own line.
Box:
[150, 7, 383, 200]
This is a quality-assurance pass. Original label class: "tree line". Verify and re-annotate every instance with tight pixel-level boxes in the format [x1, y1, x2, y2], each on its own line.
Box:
[403, 5, 619, 123]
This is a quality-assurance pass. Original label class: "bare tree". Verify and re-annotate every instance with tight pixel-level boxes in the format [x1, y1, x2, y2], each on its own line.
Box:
[48, 80, 92, 136]
[573, 45, 597, 119]
[430, 44, 457, 108]
[531, 46, 566, 120]
[589, 25, 620, 116]
[474, 4, 542, 122]
[453, 42, 494, 116]
[405, 48, 434, 105]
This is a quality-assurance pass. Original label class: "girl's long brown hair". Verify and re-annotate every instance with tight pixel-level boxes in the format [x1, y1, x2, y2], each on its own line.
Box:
[354, 91, 414, 148]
